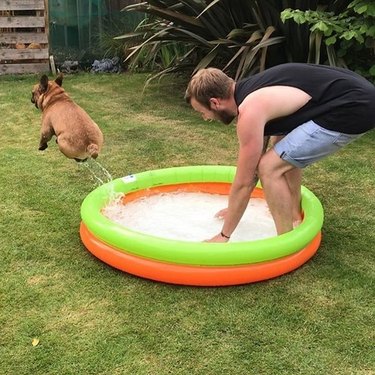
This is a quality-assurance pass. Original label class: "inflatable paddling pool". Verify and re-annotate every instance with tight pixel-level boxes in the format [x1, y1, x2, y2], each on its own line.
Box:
[80, 166, 324, 286]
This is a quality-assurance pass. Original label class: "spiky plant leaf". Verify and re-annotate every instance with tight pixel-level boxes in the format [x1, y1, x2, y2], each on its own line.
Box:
[118, 0, 351, 79]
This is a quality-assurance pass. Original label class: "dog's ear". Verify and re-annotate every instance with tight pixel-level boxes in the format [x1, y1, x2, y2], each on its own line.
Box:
[55, 73, 63, 87]
[40, 75, 49, 93]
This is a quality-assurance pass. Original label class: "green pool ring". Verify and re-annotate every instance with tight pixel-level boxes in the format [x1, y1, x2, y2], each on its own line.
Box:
[81, 165, 324, 266]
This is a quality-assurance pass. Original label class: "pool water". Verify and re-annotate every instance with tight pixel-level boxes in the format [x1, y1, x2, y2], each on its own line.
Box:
[103, 191, 277, 242]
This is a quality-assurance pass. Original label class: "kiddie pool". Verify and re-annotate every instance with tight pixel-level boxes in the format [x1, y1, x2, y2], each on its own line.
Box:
[80, 165, 324, 286]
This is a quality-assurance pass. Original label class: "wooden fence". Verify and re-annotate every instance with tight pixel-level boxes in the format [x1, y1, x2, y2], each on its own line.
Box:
[0, 0, 49, 74]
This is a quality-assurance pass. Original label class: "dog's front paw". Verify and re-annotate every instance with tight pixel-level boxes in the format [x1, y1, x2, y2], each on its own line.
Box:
[39, 143, 48, 151]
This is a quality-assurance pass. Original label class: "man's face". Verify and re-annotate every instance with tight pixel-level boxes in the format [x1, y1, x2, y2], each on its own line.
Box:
[191, 98, 235, 125]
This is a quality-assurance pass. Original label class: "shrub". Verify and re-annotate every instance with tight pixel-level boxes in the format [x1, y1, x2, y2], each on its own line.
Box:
[281, 0, 375, 80]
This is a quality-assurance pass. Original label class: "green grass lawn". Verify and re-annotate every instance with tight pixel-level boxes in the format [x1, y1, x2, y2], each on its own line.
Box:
[0, 72, 374, 375]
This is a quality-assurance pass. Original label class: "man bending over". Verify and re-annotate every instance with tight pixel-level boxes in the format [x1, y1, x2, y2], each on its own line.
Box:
[185, 63, 375, 242]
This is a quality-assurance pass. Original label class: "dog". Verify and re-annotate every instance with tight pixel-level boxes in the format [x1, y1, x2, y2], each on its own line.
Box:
[31, 74, 103, 162]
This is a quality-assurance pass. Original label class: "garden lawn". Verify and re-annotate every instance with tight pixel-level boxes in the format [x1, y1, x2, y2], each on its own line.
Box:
[0, 73, 374, 375]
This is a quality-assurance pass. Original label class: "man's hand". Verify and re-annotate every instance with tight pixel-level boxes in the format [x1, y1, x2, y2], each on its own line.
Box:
[203, 233, 229, 243]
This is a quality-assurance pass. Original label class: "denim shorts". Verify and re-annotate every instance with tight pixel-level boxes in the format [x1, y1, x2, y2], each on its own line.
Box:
[273, 120, 364, 168]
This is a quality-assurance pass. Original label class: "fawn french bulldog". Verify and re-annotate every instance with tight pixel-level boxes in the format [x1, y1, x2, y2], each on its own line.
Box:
[31, 74, 103, 162]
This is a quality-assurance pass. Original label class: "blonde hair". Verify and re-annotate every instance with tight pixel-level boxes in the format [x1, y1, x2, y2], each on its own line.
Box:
[185, 68, 234, 109]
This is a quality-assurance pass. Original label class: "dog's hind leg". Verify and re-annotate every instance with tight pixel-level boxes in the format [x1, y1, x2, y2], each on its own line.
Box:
[57, 136, 86, 160]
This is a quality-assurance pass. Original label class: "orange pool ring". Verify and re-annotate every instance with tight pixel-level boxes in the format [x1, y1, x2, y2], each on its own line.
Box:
[80, 223, 321, 286]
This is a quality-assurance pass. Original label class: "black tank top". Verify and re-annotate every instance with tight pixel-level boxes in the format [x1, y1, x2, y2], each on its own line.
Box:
[234, 63, 375, 135]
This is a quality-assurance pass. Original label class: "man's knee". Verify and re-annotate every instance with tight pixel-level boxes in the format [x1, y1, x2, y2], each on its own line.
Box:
[258, 149, 294, 181]
[257, 153, 274, 180]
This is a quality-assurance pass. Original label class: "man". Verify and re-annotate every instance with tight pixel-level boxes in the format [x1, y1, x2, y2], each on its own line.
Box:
[184, 63, 375, 242]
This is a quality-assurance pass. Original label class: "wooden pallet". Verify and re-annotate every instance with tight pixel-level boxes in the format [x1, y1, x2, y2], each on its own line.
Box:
[0, 0, 49, 74]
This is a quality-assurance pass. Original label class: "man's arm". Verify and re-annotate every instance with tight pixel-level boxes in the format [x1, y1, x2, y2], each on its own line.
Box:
[206, 103, 267, 242]
[214, 136, 270, 220]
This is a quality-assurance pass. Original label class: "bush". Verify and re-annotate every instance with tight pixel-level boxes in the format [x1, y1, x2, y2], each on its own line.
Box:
[281, 0, 375, 81]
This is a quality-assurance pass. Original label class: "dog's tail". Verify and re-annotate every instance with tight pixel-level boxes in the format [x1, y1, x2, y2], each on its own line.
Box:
[87, 143, 100, 159]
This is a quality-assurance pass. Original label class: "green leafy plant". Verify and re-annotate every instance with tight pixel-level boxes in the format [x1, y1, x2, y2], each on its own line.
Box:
[281, 0, 375, 79]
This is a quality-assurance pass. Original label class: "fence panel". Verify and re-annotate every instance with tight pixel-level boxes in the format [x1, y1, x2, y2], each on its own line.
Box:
[0, 0, 49, 74]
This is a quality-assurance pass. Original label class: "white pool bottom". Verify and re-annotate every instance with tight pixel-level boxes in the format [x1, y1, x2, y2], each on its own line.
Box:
[103, 192, 277, 242]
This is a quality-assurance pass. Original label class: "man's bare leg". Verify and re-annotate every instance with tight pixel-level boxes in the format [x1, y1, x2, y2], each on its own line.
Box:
[285, 168, 302, 227]
[269, 136, 302, 228]
[258, 149, 297, 235]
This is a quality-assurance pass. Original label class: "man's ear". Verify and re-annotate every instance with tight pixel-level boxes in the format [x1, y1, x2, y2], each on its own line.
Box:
[209, 98, 220, 110]
[55, 73, 63, 86]
[40, 75, 49, 93]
